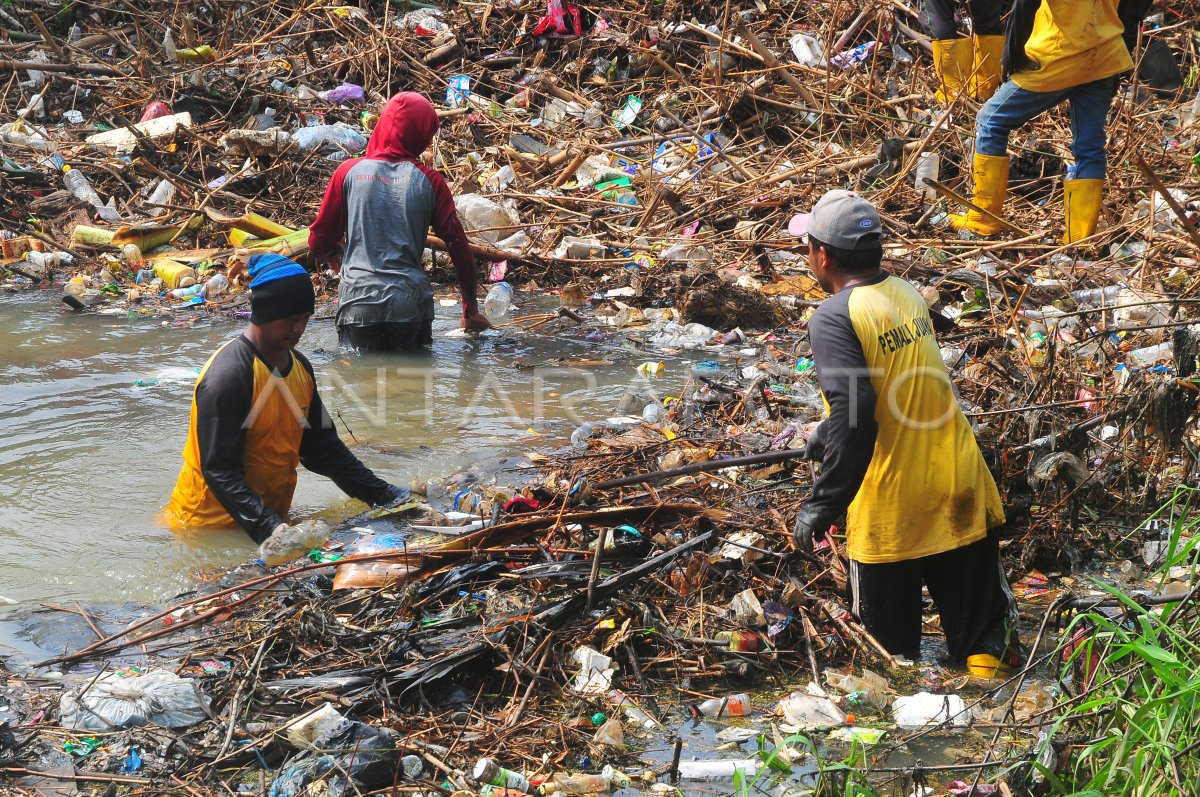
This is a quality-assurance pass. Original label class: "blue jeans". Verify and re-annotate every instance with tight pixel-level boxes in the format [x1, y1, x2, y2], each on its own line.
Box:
[975, 76, 1119, 180]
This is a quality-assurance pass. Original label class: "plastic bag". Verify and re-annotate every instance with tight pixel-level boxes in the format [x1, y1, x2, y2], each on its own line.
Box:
[592, 717, 624, 750]
[270, 720, 399, 797]
[292, 123, 367, 154]
[455, 194, 521, 245]
[59, 670, 209, 731]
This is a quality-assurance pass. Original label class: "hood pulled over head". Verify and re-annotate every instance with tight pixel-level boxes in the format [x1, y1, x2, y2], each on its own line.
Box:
[365, 92, 440, 161]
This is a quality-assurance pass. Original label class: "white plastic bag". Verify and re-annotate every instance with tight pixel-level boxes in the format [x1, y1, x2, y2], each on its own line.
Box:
[454, 194, 521, 245]
[59, 670, 209, 731]
[892, 692, 969, 728]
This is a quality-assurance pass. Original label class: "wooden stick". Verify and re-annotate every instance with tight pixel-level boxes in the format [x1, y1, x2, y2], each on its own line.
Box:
[732, 16, 820, 111]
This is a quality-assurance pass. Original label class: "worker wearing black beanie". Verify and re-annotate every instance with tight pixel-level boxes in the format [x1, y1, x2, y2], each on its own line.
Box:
[248, 253, 316, 325]
[164, 253, 408, 547]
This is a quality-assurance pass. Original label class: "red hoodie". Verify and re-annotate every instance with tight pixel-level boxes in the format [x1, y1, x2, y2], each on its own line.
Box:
[308, 92, 478, 319]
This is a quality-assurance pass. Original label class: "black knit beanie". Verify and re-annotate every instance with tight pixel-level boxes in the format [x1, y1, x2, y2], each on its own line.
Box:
[248, 254, 315, 324]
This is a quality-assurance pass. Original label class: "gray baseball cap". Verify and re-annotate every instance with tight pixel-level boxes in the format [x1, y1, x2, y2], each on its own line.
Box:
[787, 190, 882, 250]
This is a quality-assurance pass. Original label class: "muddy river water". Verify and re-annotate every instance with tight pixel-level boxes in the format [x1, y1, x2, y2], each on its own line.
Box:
[0, 288, 682, 615]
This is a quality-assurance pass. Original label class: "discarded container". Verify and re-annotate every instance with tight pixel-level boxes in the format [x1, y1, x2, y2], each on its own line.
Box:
[696, 693, 751, 718]
[474, 758, 530, 793]
[203, 273, 230, 299]
[914, 152, 940, 202]
[283, 703, 345, 747]
[1127, 341, 1173, 367]
[892, 692, 970, 728]
[171, 285, 204, 300]
[484, 281, 514, 320]
[607, 689, 658, 729]
[153, 261, 198, 289]
[825, 668, 890, 708]
[545, 772, 610, 794]
[714, 630, 759, 651]
[591, 717, 624, 749]
[728, 588, 765, 626]
[677, 759, 760, 780]
[85, 112, 193, 152]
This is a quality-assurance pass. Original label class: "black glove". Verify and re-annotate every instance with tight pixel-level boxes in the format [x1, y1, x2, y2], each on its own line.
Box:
[793, 505, 830, 555]
[378, 483, 412, 506]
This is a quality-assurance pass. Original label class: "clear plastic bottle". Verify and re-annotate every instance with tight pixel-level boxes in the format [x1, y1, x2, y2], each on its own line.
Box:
[696, 693, 752, 718]
[606, 689, 658, 729]
[62, 166, 104, 208]
[203, 273, 229, 299]
[483, 281, 514, 320]
[914, 152, 940, 203]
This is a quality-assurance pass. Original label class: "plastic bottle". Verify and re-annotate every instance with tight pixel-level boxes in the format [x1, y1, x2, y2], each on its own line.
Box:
[147, 179, 177, 207]
[677, 759, 760, 780]
[1071, 284, 1124, 305]
[545, 772, 610, 795]
[483, 281, 514, 320]
[203, 273, 229, 299]
[606, 689, 658, 729]
[714, 630, 759, 652]
[292, 123, 367, 154]
[1127, 341, 1173, 367]
[696, 693, 752, 718]
[599, 766, 630, 789]
[914, 151, 940, 202]
[153, 261, 198, 289]
[473, 758, 530, 793]
[171, 284, 204, 300]
[26, 251, 67, 269]
[62, 166, 103, 207]
[641, 402, 663, 424]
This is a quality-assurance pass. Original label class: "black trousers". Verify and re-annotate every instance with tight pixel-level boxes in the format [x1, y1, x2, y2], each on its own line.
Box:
[847, 529, 1017, 663]
[921, 0, 1004, 40]
[337, 320, 434, 353]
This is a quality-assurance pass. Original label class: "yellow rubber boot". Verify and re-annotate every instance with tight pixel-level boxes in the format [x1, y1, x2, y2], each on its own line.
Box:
[932, 38, 973, 105]
[972, 35, 1005, 102]
[967, 653, 1011, 679]
[949, 154, 1010, 236]
[1062, 178, 1104, 245]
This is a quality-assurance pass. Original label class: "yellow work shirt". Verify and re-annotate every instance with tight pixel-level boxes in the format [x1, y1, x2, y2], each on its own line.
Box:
[1012, 0, 1132, 93]
[806, 274, 1005, 564]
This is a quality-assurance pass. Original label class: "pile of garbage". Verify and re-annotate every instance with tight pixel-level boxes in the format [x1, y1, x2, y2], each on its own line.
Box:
[4, 0, 1200, 794]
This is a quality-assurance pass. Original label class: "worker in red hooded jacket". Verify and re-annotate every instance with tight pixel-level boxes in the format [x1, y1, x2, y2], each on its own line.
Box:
[309, 92, 491, 352]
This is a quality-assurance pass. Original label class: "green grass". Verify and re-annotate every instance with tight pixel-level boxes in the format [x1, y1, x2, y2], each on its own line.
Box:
[1033, 486, 1200, 796]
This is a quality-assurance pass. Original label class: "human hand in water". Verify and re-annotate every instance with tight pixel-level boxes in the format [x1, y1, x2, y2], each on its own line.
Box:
[461, 311, 493, 333]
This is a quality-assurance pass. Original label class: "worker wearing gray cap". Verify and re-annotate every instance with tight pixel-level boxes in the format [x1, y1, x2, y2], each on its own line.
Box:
[787, 190, 1017, 678]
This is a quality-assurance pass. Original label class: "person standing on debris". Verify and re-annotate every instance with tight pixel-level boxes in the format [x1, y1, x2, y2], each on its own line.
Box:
[309, 91, 491, 352]
[950, 0, 1143, 243]
[924, 0, 1006, 105]
[163, 254, 409, 543]
[790, 190, 1017, 677]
